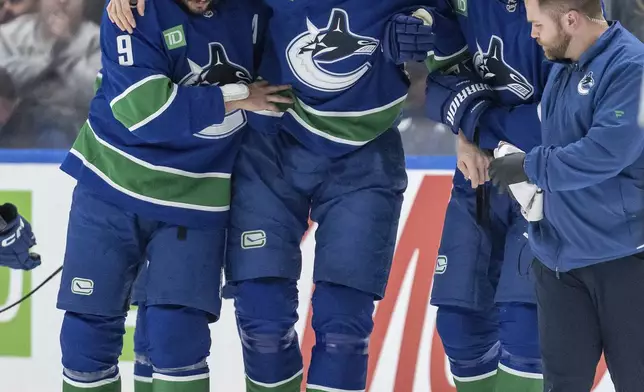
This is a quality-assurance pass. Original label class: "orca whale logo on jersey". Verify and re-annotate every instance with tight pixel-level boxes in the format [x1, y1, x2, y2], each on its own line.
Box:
[474, 35, 534, 100]
[180, 43, 252, 87]
[180, 43, 252, 139]
[577, 71, 595, 95]
[286, 8, 380, 92]
[506, 0, 518, 12]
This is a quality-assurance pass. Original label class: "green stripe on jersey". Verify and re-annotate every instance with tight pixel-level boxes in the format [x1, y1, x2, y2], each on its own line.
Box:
[246, 373, 302, 392]
[71, 122, 230, 211]
[287, 95, 406, 146]
[110, 75, 177, 131]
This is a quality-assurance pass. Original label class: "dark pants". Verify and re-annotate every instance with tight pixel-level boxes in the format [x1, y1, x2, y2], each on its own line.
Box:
[533, 254, 644, 392]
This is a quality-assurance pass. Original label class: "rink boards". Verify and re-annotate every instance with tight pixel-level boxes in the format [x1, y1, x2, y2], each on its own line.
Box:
[0, 159, 615, 392]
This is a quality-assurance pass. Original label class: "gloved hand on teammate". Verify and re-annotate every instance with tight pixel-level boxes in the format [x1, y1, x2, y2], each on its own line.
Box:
[490, 143, 543, 221]
[0, 203, 41, 270]
[383, 7, 468, 67]
[489, 151, 529, 191]
[425, 59, 496, 139]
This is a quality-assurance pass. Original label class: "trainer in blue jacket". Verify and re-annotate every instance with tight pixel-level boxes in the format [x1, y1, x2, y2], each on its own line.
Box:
[490, 0, 644, 390]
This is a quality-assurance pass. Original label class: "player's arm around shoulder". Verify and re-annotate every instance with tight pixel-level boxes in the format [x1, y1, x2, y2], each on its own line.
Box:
[99, 1, 201, 142]
[383, 0, 467, 68]
[104, 0, 291, 123]
[101, 1, 292, 142]
[107, 0, 147, 34]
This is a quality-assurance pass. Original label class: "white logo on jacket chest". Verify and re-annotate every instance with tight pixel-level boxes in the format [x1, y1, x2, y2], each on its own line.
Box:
[577, 71, 595, 95]
[506, 0, 518, 12]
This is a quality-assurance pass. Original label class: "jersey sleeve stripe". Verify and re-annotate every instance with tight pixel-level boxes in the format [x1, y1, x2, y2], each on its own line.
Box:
[424, 45, 469, 73]
[70, 122, 231, 211]
[109, 74, 178, 132]
[109, 74, 167, 108]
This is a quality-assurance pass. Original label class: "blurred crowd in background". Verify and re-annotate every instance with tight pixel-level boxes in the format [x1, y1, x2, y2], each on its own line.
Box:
[0, 0, 641, 153]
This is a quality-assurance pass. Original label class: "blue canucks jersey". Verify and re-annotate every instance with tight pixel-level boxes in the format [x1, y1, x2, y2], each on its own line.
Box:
[252, 0, 431, 157]
[60, 0, 268, 228]
[450, 0, 550, 152]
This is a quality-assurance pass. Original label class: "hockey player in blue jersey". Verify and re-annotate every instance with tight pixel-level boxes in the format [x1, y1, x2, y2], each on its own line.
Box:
[226, 3, 440, 391]
[109, 0, 436, 390]
[0, 203, 40, 271]
[56, 0, 291, 391]
[391, 1, 557, 391]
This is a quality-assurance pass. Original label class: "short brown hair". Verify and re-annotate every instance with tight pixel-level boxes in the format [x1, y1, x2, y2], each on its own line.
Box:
[537, 0, 604, 19]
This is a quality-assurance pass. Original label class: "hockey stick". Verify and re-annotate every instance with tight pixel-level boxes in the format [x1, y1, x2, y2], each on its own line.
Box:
[0, 265, 63, 315]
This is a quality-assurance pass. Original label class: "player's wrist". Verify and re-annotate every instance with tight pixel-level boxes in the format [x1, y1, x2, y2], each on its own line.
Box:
[221, 83, 250, 103]
[221, 83, 250, 113]
[459, 100, 491, 142]
[224, 100, 242, 114]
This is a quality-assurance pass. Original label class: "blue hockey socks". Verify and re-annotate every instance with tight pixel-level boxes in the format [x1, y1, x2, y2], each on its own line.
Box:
[306, 282, 375, 392]
[61, 312, 125, 392]
[233, 278, 303, 392]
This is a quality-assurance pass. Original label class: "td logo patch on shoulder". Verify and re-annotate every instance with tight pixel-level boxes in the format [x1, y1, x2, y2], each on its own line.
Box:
[435, 255, 448, 275]
[163, 25, 187, 50]
[241, 230, 267, 249]
[71, 278, 94, 296]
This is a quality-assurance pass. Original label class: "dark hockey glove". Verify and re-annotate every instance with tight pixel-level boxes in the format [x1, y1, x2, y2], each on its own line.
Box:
[425, 60, 495, 138]
[489, 152, 529, 193]
[0, 203, 41, 270]
[383, 7, 467, 66]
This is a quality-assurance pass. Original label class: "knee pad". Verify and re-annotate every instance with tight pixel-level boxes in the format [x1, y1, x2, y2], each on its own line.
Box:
[234, 278, 299, 354]
[60, 312, 125, 382]
[145, 305, 210, 376]
[311, 282, 375, 354]
[233, 278, 302, 385]
[498, 303, 542, 374]
[436, 306, 501, 377]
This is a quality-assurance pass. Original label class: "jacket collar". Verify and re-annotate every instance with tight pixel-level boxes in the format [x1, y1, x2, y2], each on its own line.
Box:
[577, 21, 620, 68]
[551, 21, 620, 69]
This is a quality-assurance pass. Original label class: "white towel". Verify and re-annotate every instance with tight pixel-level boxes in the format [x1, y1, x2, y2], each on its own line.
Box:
[494, 142, 544, 222]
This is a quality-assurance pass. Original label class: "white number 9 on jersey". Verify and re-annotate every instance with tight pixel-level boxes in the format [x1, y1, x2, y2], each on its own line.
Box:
[117, 35, 134, 66]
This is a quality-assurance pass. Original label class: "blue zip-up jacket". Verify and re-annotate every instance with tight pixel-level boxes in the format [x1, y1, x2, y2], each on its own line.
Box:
[524, 22, 644, 272]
